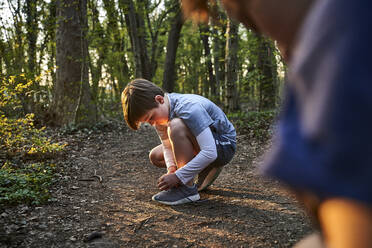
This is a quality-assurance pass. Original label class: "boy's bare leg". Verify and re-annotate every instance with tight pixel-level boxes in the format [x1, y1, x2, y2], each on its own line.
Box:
[149, 145, 166, 168]
[293, 232, 324, 248]
[318, 198, 372, 248]
[168, 118, 200, 185]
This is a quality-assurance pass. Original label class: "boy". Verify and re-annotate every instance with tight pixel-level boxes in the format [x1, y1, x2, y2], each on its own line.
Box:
[121, 79, 236, 205]
[182, 0, 372, 247]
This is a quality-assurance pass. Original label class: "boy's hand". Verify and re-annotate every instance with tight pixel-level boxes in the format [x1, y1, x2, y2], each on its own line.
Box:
[158, 173, 181, 191]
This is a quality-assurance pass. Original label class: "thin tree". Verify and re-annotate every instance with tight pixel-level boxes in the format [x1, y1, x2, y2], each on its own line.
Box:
[51, 0, 96, 126]
[255, 34, 277, 110]
[24, 0, 38, 78]
[199, 24, 216, 99]
[121, 0, 151, 79]
[162, 8, 184, 92]
[211, 17, 226, 105]
[225, 18, 239, 112]
[102, 0, 129, 101]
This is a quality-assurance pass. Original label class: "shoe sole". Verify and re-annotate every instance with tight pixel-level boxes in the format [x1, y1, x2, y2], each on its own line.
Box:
[197, 167, 223, 192]
[152, 193, 200, 205]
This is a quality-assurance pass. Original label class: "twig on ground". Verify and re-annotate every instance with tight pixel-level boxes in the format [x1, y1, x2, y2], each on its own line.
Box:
[78, 169, 103, 183]
[133, 216, 153, 233]
[93, 169, 103, 183]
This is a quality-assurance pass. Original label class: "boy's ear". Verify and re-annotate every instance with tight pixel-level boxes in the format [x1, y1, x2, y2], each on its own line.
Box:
[154, 95, 164, 104]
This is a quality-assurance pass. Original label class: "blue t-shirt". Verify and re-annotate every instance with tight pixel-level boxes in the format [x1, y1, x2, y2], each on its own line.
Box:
[262, 0, 372, 205]
[168, 93, 236, 143]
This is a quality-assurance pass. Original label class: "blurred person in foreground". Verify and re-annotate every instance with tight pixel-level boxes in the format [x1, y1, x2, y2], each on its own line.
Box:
[181, 0, 372, 247]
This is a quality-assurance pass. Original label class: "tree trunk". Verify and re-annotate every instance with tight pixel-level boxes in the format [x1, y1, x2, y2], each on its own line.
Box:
[45, 0, 57, 92]
[136, 0, 151, 79]
[12, 3, 25, 76]
[75, 0, 97, 125]
[0, 46, 2, 77]
[103, 0, 129, 101]
[89, 0, 103, 103]
[162, 9, 184, 93]
[121, 0, 141, 78]
[200, 24, 216, 99]
[212, 25, 226, 105]
[256, 34, 277, 111]
[25, 0, 38, 77]
[225, 18, 239, 112]
[121, 0, 151, 79]
[24, 0, 40, 113]
[51, 0, 96, 126]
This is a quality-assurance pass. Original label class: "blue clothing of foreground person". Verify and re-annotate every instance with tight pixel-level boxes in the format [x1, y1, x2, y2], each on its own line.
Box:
[180, 0, 372, 247]
[262, 0, 372, 207]
[261, 0, 372, 246]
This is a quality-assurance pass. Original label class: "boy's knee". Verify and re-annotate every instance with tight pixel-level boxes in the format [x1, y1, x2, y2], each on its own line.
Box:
[149, 149, 156, 164]
[168, 118, 189, 139]
[149, 147, 165, 168]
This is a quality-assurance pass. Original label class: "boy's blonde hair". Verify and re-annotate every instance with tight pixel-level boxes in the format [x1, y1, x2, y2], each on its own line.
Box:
[121, 79, 165, 130]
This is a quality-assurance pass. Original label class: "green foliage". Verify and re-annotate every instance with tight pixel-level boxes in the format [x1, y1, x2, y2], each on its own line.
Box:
[0, 74, 33, 116]
[0, 162, 56, 205]
[0, 0, 286, 124]
[177, 22, 205, 94]
[238, 30, 282, 110]
[229, 110, 277, 143]
[0, 75, 65, 206]
[0, 114, 66, 159]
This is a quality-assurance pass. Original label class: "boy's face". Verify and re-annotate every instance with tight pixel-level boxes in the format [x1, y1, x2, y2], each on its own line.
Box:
[138, 95, 169, 126]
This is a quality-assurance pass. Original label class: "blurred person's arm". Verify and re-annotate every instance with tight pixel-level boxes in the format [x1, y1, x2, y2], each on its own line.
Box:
[318, 198, 372, 248]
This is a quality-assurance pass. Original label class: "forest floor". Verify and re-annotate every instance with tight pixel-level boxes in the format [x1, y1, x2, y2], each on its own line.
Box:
[0, 122, 313, 248]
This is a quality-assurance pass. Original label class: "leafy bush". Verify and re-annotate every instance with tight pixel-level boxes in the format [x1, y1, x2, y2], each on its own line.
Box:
[0, 162, 56, 205]
[0, 74, 33, 117]
[0, 113, 66, 160]
[0, 74, 65, 206]
[229, 111, 277, 143]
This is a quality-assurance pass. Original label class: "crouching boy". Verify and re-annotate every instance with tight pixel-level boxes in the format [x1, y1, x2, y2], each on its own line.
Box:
[121, 79, 236, 205]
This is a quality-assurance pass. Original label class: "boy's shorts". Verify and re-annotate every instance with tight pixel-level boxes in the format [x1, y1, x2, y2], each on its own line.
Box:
[196, 128, 236, 191]
[209, 130, 236, 168]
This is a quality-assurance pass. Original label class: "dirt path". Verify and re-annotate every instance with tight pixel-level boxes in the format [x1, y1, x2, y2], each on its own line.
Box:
[1, 123, 312, 248]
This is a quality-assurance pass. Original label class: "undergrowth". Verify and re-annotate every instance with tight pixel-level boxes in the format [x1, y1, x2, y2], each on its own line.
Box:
[228, 110, 278, 143]
[0, 74, 66, 206]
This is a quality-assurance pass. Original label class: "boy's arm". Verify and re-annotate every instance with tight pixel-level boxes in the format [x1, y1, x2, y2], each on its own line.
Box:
[155, 124, 177, 173]
[175, 127, 217, 185]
